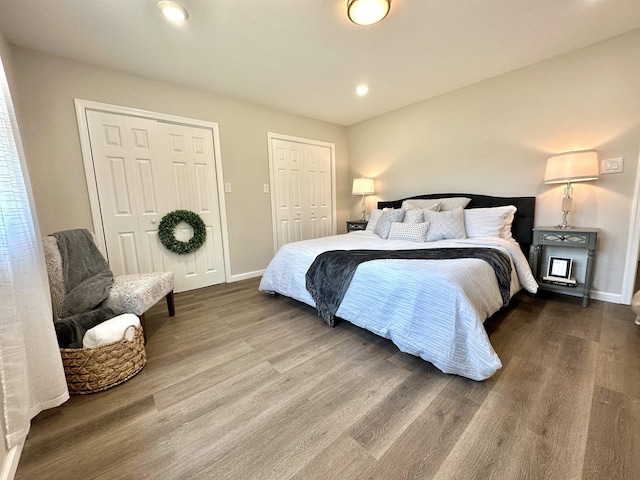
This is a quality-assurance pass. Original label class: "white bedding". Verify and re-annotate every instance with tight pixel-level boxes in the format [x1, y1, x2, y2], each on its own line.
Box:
[259, 231, 538, 380]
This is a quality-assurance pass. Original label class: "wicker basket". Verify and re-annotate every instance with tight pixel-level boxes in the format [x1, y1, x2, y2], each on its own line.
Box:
[60, 325, 146, 394]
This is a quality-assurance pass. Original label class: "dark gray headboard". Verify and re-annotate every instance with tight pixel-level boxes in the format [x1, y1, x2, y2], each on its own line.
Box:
[378, 193, 536, 255]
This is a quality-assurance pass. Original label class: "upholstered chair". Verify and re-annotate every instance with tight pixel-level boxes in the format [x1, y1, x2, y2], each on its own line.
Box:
[43, 233, 175, 341]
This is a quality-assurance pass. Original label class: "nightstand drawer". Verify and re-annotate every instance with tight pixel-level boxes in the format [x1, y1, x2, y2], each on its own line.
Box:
[535, 231, 595, 248]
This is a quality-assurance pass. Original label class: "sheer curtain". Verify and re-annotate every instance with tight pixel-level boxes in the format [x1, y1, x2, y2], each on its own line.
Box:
[0, 57, 68, 450]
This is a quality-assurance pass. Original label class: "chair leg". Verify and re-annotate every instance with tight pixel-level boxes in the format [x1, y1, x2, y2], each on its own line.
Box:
[166, 290, 176, 317]
[139, 313, 147, 344]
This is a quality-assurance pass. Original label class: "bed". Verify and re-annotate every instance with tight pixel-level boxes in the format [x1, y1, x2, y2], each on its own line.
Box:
[259, 193, 538, 380]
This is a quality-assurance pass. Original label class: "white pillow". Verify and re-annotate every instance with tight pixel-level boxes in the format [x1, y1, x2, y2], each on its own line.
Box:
[464, 205, 517, 240]
[404, 197, 471, 211]
[388, 222, 430, 242]
[82, 313, 141, 348]
[373, 209, 405, 239]
[403, 209, 424, 223]
[422, 207, 467, 242]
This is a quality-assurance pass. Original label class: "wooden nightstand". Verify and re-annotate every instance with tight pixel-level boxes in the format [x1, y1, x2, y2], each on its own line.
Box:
[530, 226, 599, 307]
[346, 220, 368, 232]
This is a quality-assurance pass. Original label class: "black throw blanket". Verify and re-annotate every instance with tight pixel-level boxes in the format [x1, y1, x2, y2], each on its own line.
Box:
[305, 248, 512, 327]
[53, 229, 114, 317]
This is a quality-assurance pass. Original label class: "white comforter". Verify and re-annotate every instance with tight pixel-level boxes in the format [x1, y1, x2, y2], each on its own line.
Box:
[259, 231, 538, 380]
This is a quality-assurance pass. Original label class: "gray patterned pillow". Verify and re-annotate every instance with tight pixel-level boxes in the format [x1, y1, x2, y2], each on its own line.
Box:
[388, 222, 430, 242]
[373, 209, 405, 239]
[422, 207, 467, 242]
[403, 209, 424, 223]
[366, 209, 383, 231]
[404, 197, 470, 211]
[402, 200, 441, 212]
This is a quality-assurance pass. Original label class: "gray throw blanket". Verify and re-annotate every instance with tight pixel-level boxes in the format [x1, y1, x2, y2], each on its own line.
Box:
[305, 248, 512, 327]
[54, 306, 116, 348]
[53, 229, 114, 317]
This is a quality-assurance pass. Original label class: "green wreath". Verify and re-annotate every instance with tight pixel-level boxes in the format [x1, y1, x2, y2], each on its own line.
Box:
[158, 210, 207, 255]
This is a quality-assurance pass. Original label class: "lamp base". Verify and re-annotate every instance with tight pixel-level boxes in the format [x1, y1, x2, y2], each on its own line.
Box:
[556, 209, 574, 229]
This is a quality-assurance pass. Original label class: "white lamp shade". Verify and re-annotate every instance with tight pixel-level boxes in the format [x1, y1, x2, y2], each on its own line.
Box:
[347, 0, 391, 26]
[352, 177, 375, 195]
[544, 150, 599, 184]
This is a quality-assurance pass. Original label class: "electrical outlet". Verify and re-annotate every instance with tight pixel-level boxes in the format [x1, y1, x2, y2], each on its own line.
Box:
[600, 157, 624, 175]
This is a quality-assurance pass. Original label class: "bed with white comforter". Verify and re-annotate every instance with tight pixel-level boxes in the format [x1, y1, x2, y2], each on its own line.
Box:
[259, 230, 538, 381]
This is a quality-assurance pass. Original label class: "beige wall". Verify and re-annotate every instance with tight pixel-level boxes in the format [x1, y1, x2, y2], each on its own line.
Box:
[7, 46, 349, 278]
[347, 30, 640, 301]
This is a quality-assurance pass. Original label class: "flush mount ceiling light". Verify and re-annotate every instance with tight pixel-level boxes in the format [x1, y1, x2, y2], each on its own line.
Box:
[158, 1, 188, 23]
[356, 84, 369, 96]
[347, 0, 391, 26]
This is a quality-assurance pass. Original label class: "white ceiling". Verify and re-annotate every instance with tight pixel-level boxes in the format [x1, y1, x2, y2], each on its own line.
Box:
[1, 0, 640, 126]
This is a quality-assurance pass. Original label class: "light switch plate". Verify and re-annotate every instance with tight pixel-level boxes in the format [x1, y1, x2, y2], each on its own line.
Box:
[600, 157, 624, 175]
[225, 182, 232, 192]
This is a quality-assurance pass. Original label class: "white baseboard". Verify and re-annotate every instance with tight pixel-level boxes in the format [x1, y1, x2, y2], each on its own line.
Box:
[228, 269, 265, 283]
[590, 290, 624, 305]
[1, 439, 24, 480]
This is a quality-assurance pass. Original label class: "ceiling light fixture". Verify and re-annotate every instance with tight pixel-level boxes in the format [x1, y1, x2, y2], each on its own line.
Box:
[356, 84, 369, 96]
[347, 0, 391, 26]
[158, 1, 188, 23]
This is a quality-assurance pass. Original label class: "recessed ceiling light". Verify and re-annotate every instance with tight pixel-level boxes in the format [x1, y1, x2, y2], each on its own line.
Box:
[158, 1, 188, 23]
[356, 85, 370, 96]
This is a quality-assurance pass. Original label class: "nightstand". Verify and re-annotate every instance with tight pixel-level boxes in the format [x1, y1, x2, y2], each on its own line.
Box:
[530, 226, 599, 307]
[346, 220, 368, 232]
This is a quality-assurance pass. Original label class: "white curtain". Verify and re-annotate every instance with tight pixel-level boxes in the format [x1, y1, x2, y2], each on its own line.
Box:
[0, 57, 68, 450]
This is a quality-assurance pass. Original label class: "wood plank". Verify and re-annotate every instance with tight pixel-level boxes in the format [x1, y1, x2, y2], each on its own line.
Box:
[582, 385, 640, 479]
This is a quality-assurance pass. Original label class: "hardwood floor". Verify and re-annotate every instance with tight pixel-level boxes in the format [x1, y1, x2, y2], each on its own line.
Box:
[16, 278, 640, 479]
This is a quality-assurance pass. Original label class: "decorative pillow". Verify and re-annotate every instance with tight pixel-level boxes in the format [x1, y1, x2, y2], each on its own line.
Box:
[373, 209, 405, 239]
[402, 200, 441, 212]
[388, 222, 430, 242]
[404, 197, 471, 211]
[366, 209, 383, 232]
[422, 207, 467, 242]
[403, 209, 424, 223]
[464, 205, 517, 239]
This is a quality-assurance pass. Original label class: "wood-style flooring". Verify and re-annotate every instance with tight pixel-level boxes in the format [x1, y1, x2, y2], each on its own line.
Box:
[16, 278, 640, 479]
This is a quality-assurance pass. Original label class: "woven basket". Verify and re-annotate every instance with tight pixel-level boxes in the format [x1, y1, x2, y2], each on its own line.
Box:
[60, 325, 146, 394]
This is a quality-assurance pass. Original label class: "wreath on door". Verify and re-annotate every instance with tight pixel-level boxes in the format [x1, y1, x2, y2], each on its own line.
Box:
[158, 210, 207, 254]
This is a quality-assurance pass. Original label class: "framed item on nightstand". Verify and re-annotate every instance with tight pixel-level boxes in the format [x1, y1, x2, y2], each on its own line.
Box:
[547, 256, 573, 280]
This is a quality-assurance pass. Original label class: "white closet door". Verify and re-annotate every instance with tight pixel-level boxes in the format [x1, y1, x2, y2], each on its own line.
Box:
[273, 138, 304, 246]
[270, 137, 334, 250]
[304, 144, 332, 240]
[157, 122, 226, 291]
[86, 111, 167, 276]
[85, 110, 225, 292]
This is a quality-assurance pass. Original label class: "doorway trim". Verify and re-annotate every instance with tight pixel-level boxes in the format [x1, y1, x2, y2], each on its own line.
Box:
[621, 148, 640, 304]
[267, 132, 337, 253]
[74, 98, 232, 283]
